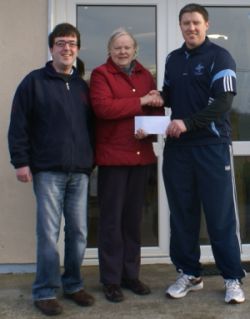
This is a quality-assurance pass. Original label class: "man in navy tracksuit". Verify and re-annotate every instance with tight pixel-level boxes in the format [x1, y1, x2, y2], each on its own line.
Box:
[162, 3, 245, 304]
[8, 23, 94, 316]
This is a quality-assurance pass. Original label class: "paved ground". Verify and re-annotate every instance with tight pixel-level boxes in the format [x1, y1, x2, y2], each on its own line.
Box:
[0, 264, 249, 319]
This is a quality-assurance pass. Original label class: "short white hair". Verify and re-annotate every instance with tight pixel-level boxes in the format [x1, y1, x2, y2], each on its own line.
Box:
[107, 27, 138, 54]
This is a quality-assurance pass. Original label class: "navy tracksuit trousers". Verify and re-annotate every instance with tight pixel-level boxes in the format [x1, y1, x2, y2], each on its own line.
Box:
[163, 143, 245, 279]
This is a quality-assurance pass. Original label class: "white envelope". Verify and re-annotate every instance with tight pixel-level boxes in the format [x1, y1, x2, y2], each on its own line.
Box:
[134, 116, 170, 134]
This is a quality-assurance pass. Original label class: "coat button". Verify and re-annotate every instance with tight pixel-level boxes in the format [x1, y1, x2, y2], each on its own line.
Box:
[132, 88, 136, 92]
[136, 151, 140, 155]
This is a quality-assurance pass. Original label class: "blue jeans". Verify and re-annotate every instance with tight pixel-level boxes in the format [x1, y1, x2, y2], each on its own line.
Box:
[32, 172, 89, 300]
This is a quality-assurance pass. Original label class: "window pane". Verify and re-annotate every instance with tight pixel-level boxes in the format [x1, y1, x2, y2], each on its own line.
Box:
[200, 156, 250, 245]
[200, 7, 250, 245]
[77, 5, 158, 247]
[235, 156, 250, 243]
[87, 166, 158, 248]
[77, 5, 156, 80]
[206, 7, 250, 141]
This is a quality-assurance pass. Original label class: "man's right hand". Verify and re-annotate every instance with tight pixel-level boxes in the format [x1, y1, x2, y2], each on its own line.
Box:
[140, 90, 164, 107]
[16, 166, 32, 183]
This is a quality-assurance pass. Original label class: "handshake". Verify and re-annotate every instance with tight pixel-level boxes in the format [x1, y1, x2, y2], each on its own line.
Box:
[140, 90, 164, 108]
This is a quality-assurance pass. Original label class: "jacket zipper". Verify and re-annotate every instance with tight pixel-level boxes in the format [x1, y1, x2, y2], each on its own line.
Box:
[65, 80, 73, 170]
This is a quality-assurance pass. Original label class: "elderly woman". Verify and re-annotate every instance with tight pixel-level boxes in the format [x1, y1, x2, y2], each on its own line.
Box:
[90, 28, 163, 302]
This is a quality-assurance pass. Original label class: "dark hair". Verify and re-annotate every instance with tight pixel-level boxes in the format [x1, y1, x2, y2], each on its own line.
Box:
[48, 22, 81, 49]
[76, 57, 85, 78]
[179, 3, 209, 22]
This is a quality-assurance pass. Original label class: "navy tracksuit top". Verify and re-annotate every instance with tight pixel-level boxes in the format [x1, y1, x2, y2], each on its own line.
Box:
[163, 37, 236, 145]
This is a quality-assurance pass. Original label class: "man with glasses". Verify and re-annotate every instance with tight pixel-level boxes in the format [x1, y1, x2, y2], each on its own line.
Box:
[8, 23, 94, 316]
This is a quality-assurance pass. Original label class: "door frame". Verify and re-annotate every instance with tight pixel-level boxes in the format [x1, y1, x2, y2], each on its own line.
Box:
[49, 0, 250, 265]
[49, 0, 171, 265]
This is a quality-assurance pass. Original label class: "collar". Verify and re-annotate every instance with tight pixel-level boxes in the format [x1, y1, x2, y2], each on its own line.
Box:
[45, 61, 77, 79]
[105, 57, 143, 74]
[181, 37, 212, 56]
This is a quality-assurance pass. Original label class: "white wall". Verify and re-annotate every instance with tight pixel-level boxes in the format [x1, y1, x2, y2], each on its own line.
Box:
[0, 0, 48, 265]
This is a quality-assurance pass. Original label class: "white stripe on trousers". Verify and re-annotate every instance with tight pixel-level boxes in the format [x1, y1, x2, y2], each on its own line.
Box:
[229, 144, 242, 251]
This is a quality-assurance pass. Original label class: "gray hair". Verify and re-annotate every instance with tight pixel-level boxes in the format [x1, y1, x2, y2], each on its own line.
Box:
[107, 27, 138, 54]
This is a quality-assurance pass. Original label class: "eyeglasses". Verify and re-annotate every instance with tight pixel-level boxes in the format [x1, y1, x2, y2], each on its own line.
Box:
[54, 40, 78, 48]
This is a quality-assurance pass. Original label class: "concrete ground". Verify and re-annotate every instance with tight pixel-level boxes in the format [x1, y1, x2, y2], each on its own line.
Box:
[0, 264, 249, 319]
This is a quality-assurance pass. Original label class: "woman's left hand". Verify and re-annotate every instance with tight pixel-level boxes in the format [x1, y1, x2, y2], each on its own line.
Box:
[135, 129, 148, 139]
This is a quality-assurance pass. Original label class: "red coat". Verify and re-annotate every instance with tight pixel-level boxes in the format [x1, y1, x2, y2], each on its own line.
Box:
[90, 57, 163, 166]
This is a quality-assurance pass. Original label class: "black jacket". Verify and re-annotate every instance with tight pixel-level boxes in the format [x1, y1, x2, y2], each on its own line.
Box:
[8, 61, 94, 174]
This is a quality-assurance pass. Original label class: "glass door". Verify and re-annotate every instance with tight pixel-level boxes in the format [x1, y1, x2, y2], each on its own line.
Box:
[171, 0, 250, 261]
[201, 5, 250, 260]
[50, 0, 250, 263]
[76, 5, 158, 248]
[49, 0, 169, 264]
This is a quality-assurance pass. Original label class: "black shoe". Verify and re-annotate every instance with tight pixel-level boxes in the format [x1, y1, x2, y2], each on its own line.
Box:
[103, 284, 124, 302]
[34, 299, 63, 316]
[122, 279, 151, 295]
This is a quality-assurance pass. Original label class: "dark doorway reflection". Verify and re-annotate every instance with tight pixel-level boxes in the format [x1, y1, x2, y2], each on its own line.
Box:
[87, 164, 158, 248]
